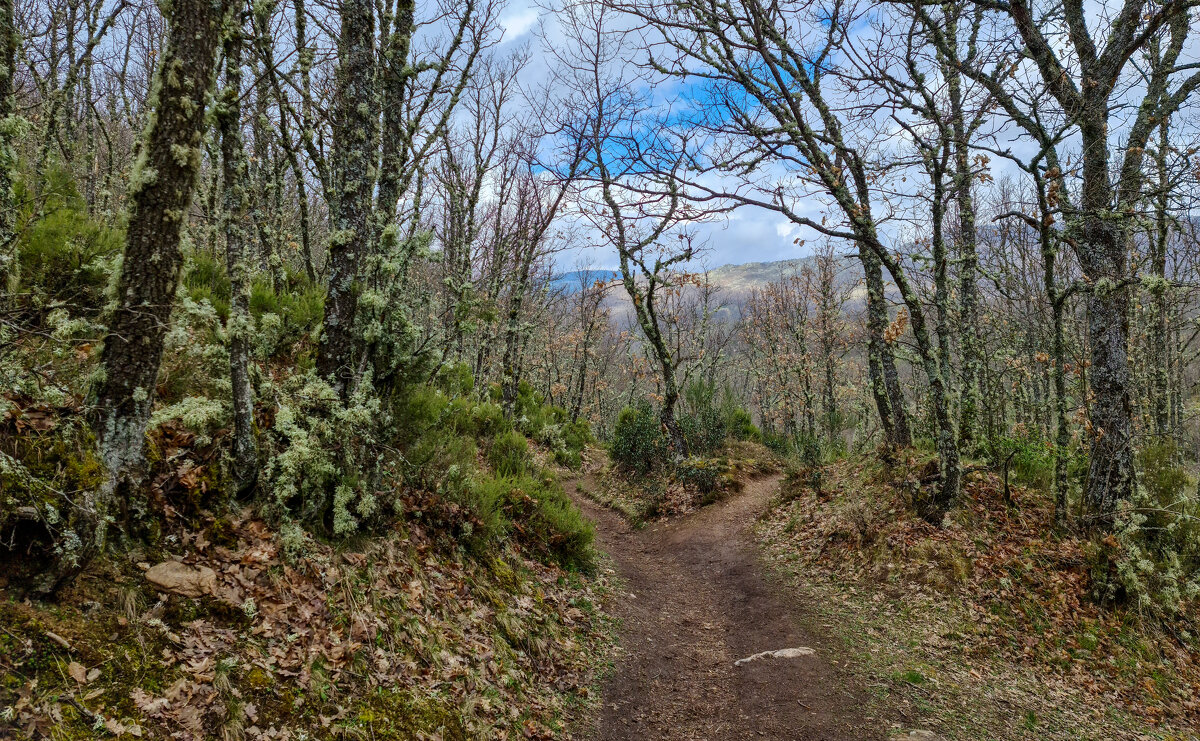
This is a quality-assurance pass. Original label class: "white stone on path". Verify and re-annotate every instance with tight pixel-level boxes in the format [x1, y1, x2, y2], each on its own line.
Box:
[733, 647, 816, 666]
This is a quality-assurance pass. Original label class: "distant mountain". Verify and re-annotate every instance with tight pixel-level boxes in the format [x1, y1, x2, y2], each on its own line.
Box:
[706, 257, 819, 294]
[550, 255, 858, 298]
[548, 269, 622, 292]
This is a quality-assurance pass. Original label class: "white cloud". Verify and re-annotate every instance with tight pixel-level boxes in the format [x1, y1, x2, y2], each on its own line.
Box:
[500, 7, 540, 40]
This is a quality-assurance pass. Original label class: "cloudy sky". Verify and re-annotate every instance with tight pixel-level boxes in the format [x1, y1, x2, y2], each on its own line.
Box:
[493, 1, 822, 271]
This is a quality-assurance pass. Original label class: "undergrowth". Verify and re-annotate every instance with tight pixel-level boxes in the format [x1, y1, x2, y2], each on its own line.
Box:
[760, 451, 1200, 738]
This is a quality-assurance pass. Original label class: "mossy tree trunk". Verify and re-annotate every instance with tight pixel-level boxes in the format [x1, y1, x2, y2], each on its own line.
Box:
[45, 0, 228, 594]
[316, 0, 378, 396]
[219, 18, 258, 494]
[0, 0, 17, 288]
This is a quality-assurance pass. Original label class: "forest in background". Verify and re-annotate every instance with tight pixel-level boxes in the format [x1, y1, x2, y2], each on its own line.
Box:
[3, 0, 1200, 736]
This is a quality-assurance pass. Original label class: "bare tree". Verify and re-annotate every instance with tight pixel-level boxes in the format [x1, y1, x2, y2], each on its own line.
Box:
[916, 0, 1200, 520]
[218, 9, 257, 493]
[611, 0, 960, 516]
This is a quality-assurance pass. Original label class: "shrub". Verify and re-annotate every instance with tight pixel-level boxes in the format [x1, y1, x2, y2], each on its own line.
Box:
[679, 408, 726, 457]
[261, 373, 390, 536]
[985, 433, 1055, 491]
[725, 406, 762, 443]
[391, 385, 479, 487]
[465, 474, 594, 570]
[249, 276, 324, 331]
[467, 401, 511, 438]
[13, 165, 122, 315]
[435, 362, 476, 397]
[674, 457, 723, 497]
[0, 409, 106, 580]
[549, 419, 592, 469]
[679, 381, 726, 455]
[1088, 441, 1200, 620]
[562, 418, 593, 453]
[183, 251, 232, 318]
[511, 382, 568, 439]
[157, 297, 231, 403]
[488, 430, 529, 477]
[610, 400, 669, 475]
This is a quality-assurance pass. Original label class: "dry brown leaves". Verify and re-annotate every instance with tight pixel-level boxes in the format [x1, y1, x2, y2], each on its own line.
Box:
[2, 497, 612, 740]
[760, 456, 1200, 737]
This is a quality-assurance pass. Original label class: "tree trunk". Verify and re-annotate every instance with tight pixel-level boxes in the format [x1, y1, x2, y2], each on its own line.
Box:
[500, 248, 535, 415]
[1149, 117, 1171, 438]
[44, 0, 226, 594]
[859, 241, 910, 448]
[867, 235, 960, 521]
[1051, 296, 1069, 528]
[946, 18, 981, 452]
[316, 0, 378, 396]
[219, 26, 258, 494]
[1085, 280, 1135, 517]
[1078, 120, 1136, 519]
[0, 0, 17, 287]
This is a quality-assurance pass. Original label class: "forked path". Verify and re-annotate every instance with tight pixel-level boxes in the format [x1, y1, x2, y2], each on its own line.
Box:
[571, 474, 884, 741]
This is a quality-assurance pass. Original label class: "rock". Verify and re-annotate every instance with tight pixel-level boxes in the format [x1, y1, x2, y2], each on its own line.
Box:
[734, 647, 816, 666]
[889, 731, 943, 741]
[145, 561, 217, 598]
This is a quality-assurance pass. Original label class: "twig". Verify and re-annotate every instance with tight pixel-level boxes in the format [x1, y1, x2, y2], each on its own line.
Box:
[44, 631, 73, 651]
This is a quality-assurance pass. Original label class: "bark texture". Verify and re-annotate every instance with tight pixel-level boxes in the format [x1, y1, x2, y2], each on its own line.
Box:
[219, 24, 258, 494]
[47, 0, 227, 593]
[316, 0, 378, 395]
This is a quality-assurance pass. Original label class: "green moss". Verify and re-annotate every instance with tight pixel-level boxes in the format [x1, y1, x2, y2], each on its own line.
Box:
[245, 666, 274, 690]
[491, 556, 520, 593]
[207, 517, 238, 548]
[347, 688, 467, 740]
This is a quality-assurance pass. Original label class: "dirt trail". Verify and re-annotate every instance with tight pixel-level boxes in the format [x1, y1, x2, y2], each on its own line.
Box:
[572, 474, 884, 741]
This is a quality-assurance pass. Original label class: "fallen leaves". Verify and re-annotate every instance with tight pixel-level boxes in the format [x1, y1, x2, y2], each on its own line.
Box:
[2, 498, 614, 741]
[758, 456, 1200, 738]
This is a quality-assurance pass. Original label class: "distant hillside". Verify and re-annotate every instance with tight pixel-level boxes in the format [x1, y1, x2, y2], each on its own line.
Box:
[707, 256, 820, 294]
[549, 269, 622, 291]
[552, 256, 856, 297]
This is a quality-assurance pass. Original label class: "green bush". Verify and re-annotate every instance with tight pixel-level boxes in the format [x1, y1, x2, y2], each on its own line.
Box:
[467, 401, 511, 438]
[488, 430, 529, 477]
[985, 433, 1055, 491]
[725, 406, 762, 443]
[680, 381, 727, 455]
[674, 457, 723, 497]
[610, 400, 669, 475]
[1089, 440, 1200, 620]
[562, 418, 593, 453]
[678, 381, 758, 454]
[761, 430, 821, 467]
[249, 276, 324, 331]
[511, 381, 568, 439]
[465, 474, 594, 570]
[183, 251, 231, 318]
[679, 407, 726, 457]
[262, 373, 389, 536]
[13, 165, 122, 314]
[550, 418, 592, 469]
[435, 362, 476, 397]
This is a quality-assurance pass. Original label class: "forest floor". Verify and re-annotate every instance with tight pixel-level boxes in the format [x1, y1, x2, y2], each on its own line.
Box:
[757, 455, 1200, 741]
[566, 470, 896, 741]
